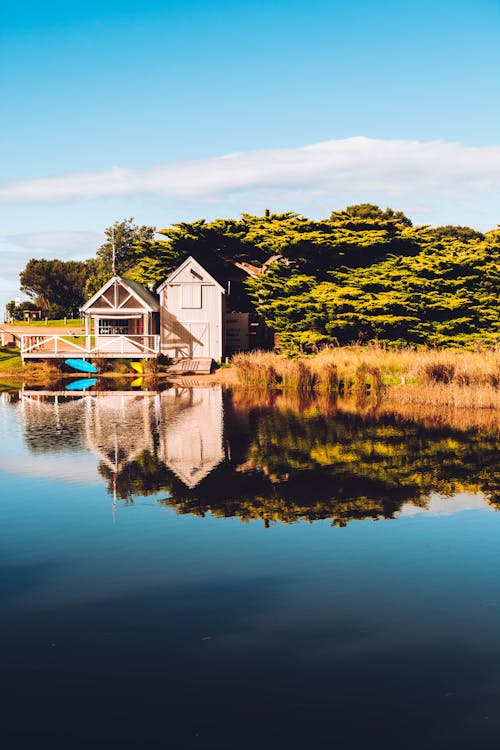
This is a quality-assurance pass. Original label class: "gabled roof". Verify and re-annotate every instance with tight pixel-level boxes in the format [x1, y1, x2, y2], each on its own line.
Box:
[156, 256, 226, 294]
[122, 276, 160, 309]
[81, 275, 160, 312]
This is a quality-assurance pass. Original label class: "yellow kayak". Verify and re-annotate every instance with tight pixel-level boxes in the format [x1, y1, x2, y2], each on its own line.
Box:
[131, 362, 144, 374]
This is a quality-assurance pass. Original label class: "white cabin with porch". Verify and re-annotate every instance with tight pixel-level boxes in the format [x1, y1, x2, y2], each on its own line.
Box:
[157, 257, 225, 361]
[20, 256, 271, 363]
[80, 275, 160, 357]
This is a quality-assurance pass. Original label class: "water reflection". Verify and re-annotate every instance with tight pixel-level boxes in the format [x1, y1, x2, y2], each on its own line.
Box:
[7, 386, 499, 525]
[158, 387, 225, 487]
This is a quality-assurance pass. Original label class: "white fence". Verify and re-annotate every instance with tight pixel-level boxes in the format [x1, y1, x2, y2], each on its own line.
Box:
[21, 334, 160, 359]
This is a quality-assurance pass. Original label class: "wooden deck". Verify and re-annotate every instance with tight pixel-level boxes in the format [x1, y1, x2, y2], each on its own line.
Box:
[20, 334, 160, 360]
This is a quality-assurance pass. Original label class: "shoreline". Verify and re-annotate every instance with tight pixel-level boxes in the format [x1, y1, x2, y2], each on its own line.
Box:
[1, 326, 498, 412]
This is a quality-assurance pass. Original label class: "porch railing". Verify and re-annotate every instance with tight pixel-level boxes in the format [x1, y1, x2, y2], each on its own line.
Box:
[21, 334, 160, 358]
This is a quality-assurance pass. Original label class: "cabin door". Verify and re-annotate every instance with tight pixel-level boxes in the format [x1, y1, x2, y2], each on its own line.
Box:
[188, 322, 210, 357]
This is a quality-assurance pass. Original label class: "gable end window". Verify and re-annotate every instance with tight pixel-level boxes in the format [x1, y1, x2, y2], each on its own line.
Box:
[181, 284, 202, 308]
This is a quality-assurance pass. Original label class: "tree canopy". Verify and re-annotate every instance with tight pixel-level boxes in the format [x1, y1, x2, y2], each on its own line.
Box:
[84, 218, 156, 298]
[19, 258, 91, 317]
[121, 205, 498, 349]
[17, 206, 500, 347]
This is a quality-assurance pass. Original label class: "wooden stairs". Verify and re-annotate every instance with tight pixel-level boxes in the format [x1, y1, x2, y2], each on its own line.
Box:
[166, 357, 213, 375]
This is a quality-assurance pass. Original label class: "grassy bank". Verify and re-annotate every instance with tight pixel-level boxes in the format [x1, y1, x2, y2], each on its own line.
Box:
[0, 346, 23, 372]
[232, 347, 500, 409]
[1, 344, 498, 411]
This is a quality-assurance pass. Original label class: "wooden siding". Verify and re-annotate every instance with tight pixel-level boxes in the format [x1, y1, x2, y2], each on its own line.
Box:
[159, 258, 224, 360]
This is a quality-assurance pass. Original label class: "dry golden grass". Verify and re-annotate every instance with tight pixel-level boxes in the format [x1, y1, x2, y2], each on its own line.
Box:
[232, 346, 500, 409]
[312, 344, 500, 388]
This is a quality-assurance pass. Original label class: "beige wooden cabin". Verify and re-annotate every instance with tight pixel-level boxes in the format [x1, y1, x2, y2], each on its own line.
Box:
[157, 257, 225, 361]
[81, 276, 160, 358]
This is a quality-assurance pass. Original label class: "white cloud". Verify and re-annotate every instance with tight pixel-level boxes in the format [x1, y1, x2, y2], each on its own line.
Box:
[5, 230, 102, 254]
[1, 137, 500, 205]
[397, 492, 493, 517]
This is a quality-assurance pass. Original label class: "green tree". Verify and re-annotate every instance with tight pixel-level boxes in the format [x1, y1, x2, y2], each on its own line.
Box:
[85, 207, 499, 350]
[19, 258, 90, 317]
[246, 212, 500, 349]
[85, 218, 155, 298]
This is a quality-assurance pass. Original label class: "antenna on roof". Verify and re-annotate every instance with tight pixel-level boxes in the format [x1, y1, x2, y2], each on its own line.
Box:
[111, 226, 116, 275]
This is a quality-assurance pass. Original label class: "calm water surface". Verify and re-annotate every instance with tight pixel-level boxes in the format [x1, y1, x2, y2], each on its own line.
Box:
[1, 386, 499, 749]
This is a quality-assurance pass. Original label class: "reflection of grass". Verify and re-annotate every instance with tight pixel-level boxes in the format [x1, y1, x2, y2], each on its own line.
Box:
[21, 361, 62, 383]
[0, 379, 22, 391]
[0, 346, 22, 370]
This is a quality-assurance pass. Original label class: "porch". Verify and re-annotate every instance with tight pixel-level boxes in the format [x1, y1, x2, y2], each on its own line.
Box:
[20, 333, 160, 360]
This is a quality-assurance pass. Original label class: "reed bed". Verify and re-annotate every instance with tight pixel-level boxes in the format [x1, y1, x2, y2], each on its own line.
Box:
[232, 346, 500, 409]
[230, 387, 499, 433]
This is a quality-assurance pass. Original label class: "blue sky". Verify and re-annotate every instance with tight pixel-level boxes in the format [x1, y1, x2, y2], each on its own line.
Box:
[1, 0, 500, 308]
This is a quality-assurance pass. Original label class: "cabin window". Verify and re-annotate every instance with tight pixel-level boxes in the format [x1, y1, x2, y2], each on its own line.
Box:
[98, 319, 129, 335]
[181, 284, 202, 308]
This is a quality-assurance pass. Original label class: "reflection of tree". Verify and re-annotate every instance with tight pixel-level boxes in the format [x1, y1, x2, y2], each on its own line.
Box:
[21, 395, 88, 453]
[98, 390, 500, 524]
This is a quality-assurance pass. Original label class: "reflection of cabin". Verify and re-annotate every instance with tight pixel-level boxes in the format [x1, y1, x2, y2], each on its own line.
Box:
[158, 387, 225, 488]
[84, 393, 158, 473]
[20, 387, 227, 490]
[20, 391, 159, 472]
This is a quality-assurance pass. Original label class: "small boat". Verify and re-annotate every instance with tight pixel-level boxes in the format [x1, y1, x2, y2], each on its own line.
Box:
[66, 377, 98, 391]
[130, 376, 144, 388]
[130, 362, 144, 374]
[65, 358, 98, 374]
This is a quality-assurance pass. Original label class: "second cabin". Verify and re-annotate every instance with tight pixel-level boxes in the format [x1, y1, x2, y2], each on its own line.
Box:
[157, 256, 225, 361]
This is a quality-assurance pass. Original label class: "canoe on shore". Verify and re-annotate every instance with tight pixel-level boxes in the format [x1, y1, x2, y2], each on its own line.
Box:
[65, 358, 98, 374]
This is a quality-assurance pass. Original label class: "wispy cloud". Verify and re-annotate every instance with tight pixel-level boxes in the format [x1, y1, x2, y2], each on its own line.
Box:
[1, 137, 500, 205]
[0, 233, 102, 293]
[5, 230, 102, 253]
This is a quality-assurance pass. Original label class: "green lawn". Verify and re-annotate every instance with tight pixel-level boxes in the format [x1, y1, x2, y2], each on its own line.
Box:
[0, 346, 22, 370]
[9, 318, 83, 327]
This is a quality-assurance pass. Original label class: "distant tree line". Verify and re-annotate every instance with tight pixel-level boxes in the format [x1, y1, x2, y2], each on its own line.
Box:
[13, 205, 500, 347]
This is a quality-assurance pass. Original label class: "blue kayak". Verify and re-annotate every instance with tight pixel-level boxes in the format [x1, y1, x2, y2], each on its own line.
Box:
[65, 358, 98, 374]
[66, 377, 98, 391]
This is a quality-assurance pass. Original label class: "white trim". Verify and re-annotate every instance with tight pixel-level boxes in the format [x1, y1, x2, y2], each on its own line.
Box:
[118, 292, 134, 308]
[21, 333, 160, 358]
[92, 313, 144, 319]
[157, 256, 226, 294]
[81, 275, 119, 310]
[82, 276, 158, 313]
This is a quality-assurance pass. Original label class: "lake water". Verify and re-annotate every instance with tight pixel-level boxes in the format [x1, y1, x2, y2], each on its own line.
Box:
[1, 385, 499, 749]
